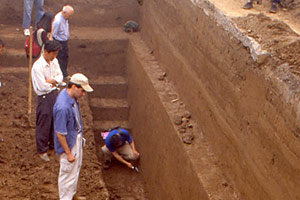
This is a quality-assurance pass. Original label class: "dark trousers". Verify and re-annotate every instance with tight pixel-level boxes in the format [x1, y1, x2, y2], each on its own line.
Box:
[36, 89, 58, 154]
[55, 39, 69, 77]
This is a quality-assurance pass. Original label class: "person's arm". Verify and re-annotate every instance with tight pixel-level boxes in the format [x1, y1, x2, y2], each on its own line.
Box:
[52, 59, 63, 84]
[45, 78, 57, 86]
[129, 141, 140, 158]
[32, 65, 54, 92]
[111, 151, 133, 168]
[56, 133, 75, 162]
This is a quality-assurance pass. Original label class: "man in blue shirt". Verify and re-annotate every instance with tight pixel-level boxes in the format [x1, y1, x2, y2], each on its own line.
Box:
[53, 73, 93, 200]
[52, 5, 74, 79]
[101, 128, 140, 169]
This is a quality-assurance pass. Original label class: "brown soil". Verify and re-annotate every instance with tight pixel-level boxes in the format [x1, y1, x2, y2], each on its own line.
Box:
[1, 0, 300, 199]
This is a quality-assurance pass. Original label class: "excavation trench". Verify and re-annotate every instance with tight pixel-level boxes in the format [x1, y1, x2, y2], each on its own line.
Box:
[69, 33, 212, 199]
[69, 2, 300, 197]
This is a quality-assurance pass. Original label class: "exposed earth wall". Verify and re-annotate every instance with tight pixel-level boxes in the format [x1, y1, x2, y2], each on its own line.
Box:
[138, 0, 300, 199]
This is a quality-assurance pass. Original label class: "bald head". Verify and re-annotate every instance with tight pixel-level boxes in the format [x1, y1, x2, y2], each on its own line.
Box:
[62, 5, 74, 20]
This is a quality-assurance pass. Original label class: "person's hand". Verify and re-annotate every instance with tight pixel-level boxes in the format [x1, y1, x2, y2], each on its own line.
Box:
[133, 150, 140, 158]
[67, 152, 76, 163]
[127, 162, 133, 169]
[46, 78, 57, 86]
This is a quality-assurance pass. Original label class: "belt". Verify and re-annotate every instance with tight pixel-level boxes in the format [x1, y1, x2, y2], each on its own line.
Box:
[38, 88, 59, 98]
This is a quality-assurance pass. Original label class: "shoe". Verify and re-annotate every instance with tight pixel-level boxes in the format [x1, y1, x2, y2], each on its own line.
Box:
[243, 1, 253, 9]
[269, 2, 278, 13]
[73, 195, 86, 200]
[24, 29, 30, 36]
[103, 160, 111, 169]
[39, 153, 50, 162]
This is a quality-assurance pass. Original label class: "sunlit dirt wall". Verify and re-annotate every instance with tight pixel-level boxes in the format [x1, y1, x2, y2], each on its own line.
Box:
[126, 38, 210, 200]
[137, 0, 300, 199]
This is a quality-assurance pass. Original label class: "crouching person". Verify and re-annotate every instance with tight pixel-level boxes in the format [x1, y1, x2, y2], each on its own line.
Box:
[101, 128, 140, 169]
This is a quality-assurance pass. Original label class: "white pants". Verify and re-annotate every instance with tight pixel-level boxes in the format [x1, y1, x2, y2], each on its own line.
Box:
[58, 134, 83, 200]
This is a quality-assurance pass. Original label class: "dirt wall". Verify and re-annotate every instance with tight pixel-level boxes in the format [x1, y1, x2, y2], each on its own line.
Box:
[126, 37, 210, 200]
[0, 0, 140, 27]
[138, 0, 300, 199]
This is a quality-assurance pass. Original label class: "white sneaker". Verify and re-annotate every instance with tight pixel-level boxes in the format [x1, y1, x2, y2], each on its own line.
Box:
[39, 153, 50, 162]
[24, 29, 30, 36]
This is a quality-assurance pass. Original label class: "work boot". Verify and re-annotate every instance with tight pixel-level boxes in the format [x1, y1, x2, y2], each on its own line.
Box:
[243, 1, 253, 9]
[269, 2, 278, 13]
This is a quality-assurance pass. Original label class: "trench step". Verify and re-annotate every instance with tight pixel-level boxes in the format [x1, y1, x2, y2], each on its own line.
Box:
[0, 67, 28, 74]
[90, 75, 128, 99]
[93, 120, 130, 132]
[69, 40, 127, 76]
[0, 48, 27, 67]
[89, 98, 129, 120]
[0, 28, 25, 47]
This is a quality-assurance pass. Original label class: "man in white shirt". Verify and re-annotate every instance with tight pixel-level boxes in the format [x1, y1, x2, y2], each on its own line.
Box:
[32, 40, 63, 162]
[52, 5, 74, 79]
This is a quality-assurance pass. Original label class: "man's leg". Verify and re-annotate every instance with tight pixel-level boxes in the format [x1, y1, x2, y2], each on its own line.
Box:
[101, 146, 113, 169]
[35, 97, 52, 155]
[35, 0, 45, 27]
[23, 0, 34, 33]
[56, 41, 69, 78]
[58, 134, 83, 200]
[270, 0, 280, 13]
[35, 91, 57, 156]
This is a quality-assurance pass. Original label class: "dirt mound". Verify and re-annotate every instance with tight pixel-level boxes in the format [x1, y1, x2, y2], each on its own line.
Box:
[234, 13, 300, 74]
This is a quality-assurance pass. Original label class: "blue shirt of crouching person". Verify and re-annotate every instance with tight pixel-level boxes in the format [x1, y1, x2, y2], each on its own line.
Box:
[105, 128, 133, 152]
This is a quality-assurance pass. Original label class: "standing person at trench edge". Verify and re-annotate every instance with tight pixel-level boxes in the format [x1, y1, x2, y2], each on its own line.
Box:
[31, 40, 63, 162]
[52, 5, 74, 80]
[243, 0, 281, 13]
[34, 12, 54, 49]
[53, 73, 93, 200]
[23, 0, 45, 36]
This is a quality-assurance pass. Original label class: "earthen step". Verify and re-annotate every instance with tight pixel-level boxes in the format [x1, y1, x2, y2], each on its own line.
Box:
[0, 67, 28, 74]
[89, 98, 129, 121]
[0, 27, 25, 48]
[90, 75, 128, 99]
[0, 48, 28, 67]
[93, 120, 130, 132]
[69, 39, 127, 76]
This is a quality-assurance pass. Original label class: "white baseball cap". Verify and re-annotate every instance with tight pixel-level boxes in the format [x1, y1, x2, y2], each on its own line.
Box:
[70, 73, 93, 92]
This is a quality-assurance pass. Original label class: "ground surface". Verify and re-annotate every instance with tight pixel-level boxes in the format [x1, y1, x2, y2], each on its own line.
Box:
[1, 0, 300, 199]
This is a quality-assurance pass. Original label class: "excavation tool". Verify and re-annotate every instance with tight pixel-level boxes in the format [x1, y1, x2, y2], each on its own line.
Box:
[28, 26, 33, 122]
[132, 166, 139, 172]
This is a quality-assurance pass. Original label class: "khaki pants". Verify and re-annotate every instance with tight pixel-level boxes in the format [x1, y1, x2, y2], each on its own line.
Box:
[101, 142, 138, 162]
